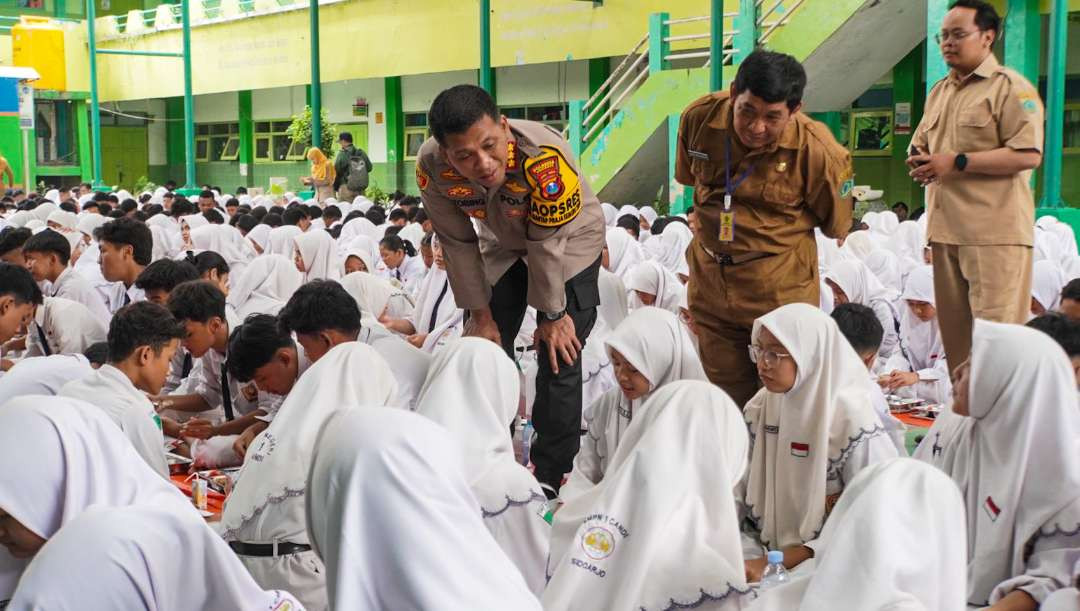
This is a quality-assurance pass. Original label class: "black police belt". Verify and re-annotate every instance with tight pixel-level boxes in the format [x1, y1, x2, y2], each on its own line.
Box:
[228, 540, 312, 557]
[701, 244, 775, 266]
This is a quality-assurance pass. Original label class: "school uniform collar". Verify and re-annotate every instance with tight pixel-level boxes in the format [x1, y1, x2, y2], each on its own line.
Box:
[707, 97, 799, 155]
[949, 52, 999, 86]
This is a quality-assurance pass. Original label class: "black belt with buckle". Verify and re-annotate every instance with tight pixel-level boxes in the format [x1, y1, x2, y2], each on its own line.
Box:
[228, 540, 312, 557]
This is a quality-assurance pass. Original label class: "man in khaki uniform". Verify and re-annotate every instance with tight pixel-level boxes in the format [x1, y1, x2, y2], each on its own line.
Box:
[909, 0, 1043, 371]
[417, 85, 605, 496]
[677, 50, 853, 407]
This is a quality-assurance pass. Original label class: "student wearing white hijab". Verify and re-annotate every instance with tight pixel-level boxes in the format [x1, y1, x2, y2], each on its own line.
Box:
[1049, 222, 1079, 266]
[415, 338, 549, 595]
[220, 342, 398, 610]
[226, 254, 304, 319]
[0, 397, 196, 606]
[638, 205, 658, 241]
[266, 224, 303, 258]
[1032, 259, 1067, 316]
[742, 303, 898, 580]
[823, 259, 900, 360]
[881, 265, 951, 405]
[915, 320, 1080, 609]
[747, 458, 968, 611]
[545, 381, 751, 611]
[889, 220, 927, 267]
[562, 306, 707, 502]
[388, 235, 462, 352]
[340, 269, 416, 324]
[600, 202, 617, 227]
[191, 223, 254, 278]
[293, 229, 340, 283]
[306, 408, 542, 611]
[863, 248, 903, 292]
[840, 230, 876, 261]
[1035, 228, 1065, 266]
[654, 221, 692, 280]
[604, 226, 646, 283]
[625, 260, 681, 313]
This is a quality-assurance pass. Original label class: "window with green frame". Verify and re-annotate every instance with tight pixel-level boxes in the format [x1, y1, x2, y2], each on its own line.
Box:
[499, 103, 569, 132]
[255, 120, 306, 163]
[850, 109, 893, 157]
[195, 123, 240, 162]
[1065, 102, 1080, 153]
[404, 113, 429, 161]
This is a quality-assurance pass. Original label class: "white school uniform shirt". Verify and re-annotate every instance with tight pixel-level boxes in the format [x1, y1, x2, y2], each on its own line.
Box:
[545, 381, 751, 611]
[0, 354, 93, 398]
[415, 338, 550, 595]
[102, 280, 146, 314]
[381, 253, 426, 296]
[867, 374, 909, 455]
[59, 364, 169, 479]
[47, 266, 111, 323]
[0, 397, 196, 606]
[307, 407, 542, 611]
[824, 259, 901, 360]
[409, 264, 463, 353]
[25, 297, 107, 358]
[340, 268, 415, 321]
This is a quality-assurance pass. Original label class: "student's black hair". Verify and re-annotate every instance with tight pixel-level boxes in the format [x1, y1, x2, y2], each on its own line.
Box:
[134, 258, 200, 293]
[59, 201, 77, 213]
[0, 262, 43, 305]
[421, 231, 434, 248]
[107, 301, 186, 362]
[250, 207, 267, 221]
[413, 208, 428, 224]
[119, 199, 138, 214]
[236, 186, 248, 195]
[910, 207, 926, 220]
[277, 280, 362, 336]
[383, 225, 403, 238]
[388, 209, 408, 223]
[282, 207, 304, 226]
[139, 193, 152, 204]
[831, 303, 885, 357]
[616, 214, 640, 238]
[199, 189, 215, 200]
[1062, 279, 1080, 303]
[686, 205, 695, 215]
[82, 201, 100, 212]
[235, 214, 258, 234]
[667, 216, 690, 228]
[203, 209, 225, 224]
[143, 204, 164, 217]
[166, 280, 227, 323]
[98, 202, 114, 215]
[342, 210, 365, 224]
[83, 341, 110, 367]
[188, 250, 230, 277]
[892, 201, 909, 213]
[650, 217, 672, 236]
[92, 191, 111, 202]
[328, 225, 343, 239]
[226, 313, 295, 382]
[948, 0, 1001, 36]
[98, 217, 153, 266]
[405, 207, 419, 223]
[338, 131, 353, 144]
[106, 194, 119, 204]
[107, 209, 126, 219]
[170, 199, 196, 218]
[390, 190, 406, 203]
[22, 229, 71, 265]
[131, 211, 149, 223]
[0, 227, 32, 257]
[305, 205, 322, 220]
[380, 234, 416, 257]
[212, 186, 223, 194]
[732, 49, 807, 112]
[1026, 313, 1080, 358]
[428, 84, 500, 146]
[80, 181, 93, 190]
[365, 206, 386, 226]
[322, 205, 342, 221]
[225, 197, 240, 209]
[262, 213, 283, 228]
[268, 205, 285, 216]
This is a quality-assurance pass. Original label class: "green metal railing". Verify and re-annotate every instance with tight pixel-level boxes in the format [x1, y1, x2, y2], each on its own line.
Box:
[105, 0, 341, 37]
[0, 14, 79, 34]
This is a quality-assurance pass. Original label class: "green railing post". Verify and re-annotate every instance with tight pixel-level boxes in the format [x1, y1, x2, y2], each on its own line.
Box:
[733, 0, 756, 65]
[309, 0, 321, 150]
[86, 0, 104, 189]
[384, 76, 404, 193]
[1005, 0, 1040, 87]
[568, 99, 585, 160]
[1040, 0, 1068, 208]
[648, 12, 669, 74]
[75, 99, 91, 181]
[925, 0, 948, 97]
[709, 0, 723, 90]
[479, 0, 493, 97]
[668, 112, 692, 214]
[180, 0, 195, 190]
[238, 90, 254, 187]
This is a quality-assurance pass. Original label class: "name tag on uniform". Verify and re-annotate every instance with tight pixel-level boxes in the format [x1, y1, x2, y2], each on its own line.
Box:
[718, 210, 735, 242]
[688, 150, 710, 161]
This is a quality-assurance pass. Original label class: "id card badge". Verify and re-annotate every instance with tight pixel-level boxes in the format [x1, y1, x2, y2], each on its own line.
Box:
[719, 207, 735, 243]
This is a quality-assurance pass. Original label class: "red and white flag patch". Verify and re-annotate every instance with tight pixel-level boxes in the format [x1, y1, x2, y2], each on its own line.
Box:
[983, 496, 1001, 522]
[790, 442, 810, 458]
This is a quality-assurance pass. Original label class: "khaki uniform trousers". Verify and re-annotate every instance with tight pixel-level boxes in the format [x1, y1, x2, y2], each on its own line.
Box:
[930, 243, 1033, 373]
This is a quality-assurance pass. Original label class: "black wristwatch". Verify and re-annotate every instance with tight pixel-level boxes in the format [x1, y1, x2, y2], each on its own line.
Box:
[540, 309, 567, 322]
[954, 153, 968, 172]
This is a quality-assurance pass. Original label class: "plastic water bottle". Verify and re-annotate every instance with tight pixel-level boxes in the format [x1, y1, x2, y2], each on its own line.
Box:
[520, 418, 534, 467]
[759, 550, 789, 590]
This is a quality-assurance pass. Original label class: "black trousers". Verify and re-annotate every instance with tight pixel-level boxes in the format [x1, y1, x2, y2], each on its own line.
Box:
[489, 257, 600, 484]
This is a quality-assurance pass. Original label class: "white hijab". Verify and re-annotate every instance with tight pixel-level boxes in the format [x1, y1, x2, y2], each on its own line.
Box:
[545, 381, 750, 611]
[923, 320, 1080, 606]
[626, 260, 681, 313]
[824, 258, 900, 306]
[1035, 229, 1064, 264]
[245, 223, 271, 252]
[601, 202, 617, 226]
[863, 249, 903, 292]
[1049, 222, 1079, 266]
[605, 226, 645, 281]
[340, 270, 412, 319]
[841, 230, 876, 261]
[889, 220, 926, 263]
[294, 229, 340, 282]
[875, 210, 900, 236]
[597, 266, 628, 334]
[226, 254, 303, 318]
[655, 221, 692, 277]
[743, 303, 893, 549]
[638, 206, 658, 226]
[266, 224, 303, 258]
[898, 265, 945, 372]
[220, 342, 399, 542]
[338, 215, 381, 245]
[1032, 259, 1067, 312]
[306, 408, 542, 610]
[190, 223, 253, 272]
[748, 458, 968, 611]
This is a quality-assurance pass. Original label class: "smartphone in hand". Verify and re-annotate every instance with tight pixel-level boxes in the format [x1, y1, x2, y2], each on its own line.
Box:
[909, 144, 928, 167]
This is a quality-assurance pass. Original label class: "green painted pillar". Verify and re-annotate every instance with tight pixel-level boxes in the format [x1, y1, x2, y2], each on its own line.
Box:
[814, 112, 845, 143]
[238, 90, 254, 187]
[86, 0, 104, 188]
[165, 96, 185, 182]
[668, 112, 692, 214]
[648, 13, 670, 74]
[892, 44, 925, 210]
[1040, 0, 1068, 208]
[568, 99, 585, 160]
[180, 0, 196, 191]
[75, 99, 92, 181]
[384, 76, 403, 194]
[733, 0, 756, 64]
[925, 0, 949, 97]
[1004, 0, 1040, 86]
[709, 0, 723, 90]
[588, 57, 610, 97]
[309, 0, 321, 150]
[479, 0, 494, 98]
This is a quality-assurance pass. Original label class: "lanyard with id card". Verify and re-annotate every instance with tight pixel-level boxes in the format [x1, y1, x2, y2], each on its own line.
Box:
[721, 137, 756, 243]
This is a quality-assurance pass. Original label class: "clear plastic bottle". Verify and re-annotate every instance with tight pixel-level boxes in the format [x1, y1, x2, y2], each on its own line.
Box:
[759, 550, 789, 590]
[520, 418, 534, 467]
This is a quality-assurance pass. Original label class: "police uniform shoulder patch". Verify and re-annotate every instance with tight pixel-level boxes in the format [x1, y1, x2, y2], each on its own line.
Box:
[524, 145, 583, 228]
[440, 167, 467, 182]
[415, 164, 430, 191]
[447, 185, 476, 199]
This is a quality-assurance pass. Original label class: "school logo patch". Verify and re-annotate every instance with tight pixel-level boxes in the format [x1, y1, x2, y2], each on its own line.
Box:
[440, 167, 468, 182]
[447, 185, 476, 199]
[1018, 90, 1040, 114]
[581, 526, 615, 560]
[840, 177, 854, 199]
[984, 496, 1001, 522]
[524, 145, 583, 228]
[415, 164, 430, 191]
[790, 442, 810, 458]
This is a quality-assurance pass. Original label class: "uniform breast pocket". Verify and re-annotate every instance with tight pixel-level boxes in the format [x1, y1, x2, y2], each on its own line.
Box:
[957, 98, 998, 151]
[761, 175, 802, 208]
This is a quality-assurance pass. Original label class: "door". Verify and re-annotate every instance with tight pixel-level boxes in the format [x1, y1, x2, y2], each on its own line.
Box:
[101, 126, 149, 190]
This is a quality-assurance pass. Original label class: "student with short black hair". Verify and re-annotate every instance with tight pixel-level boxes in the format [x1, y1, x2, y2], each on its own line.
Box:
[135, 258, 201, 393]
[616, 214, 640, 240]
[97, 217, 152, 312]
[197, 190, 216, 214]
[1060, 278, 1080, 322]
[282, 207, 309, 231]
[187, 250, 230, 295]
[1027, 312, 1080, 389]
[364, 205, 386, 226]
[22, 229, 111, 323]
[0, 226, 32, 265]
[60, 302, 186, 478]
[388, 208, 408, 227]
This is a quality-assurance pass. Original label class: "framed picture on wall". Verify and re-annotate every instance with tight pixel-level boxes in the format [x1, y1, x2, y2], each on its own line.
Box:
[850, 110, 893, 157]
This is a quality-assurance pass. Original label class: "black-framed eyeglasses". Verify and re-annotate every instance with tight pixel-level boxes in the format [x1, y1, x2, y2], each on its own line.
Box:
[748, 345, 791, 369]
[934, 29, 980, 44]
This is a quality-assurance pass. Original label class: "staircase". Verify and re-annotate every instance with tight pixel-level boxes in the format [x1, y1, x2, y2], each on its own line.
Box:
[569, 0, 929, 212]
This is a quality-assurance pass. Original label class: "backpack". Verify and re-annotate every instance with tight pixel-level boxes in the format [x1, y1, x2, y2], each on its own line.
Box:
[346, 147, 370, 192]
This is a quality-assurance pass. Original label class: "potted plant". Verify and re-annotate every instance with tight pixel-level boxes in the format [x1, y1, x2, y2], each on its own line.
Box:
[285, 105, 337, 153]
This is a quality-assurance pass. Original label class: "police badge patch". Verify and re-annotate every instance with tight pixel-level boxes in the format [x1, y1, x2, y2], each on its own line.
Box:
[524, 145, 583, 228]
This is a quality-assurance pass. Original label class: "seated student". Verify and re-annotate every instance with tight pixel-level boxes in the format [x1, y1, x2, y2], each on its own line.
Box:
[415, 338, 549, 595]
[307, 408, 541, 610]
[226, 254, 304, 319]
[134, 259, 201, 395]
[747, 458, 967, 611]
[1032, 259, 1067, 317]
[378, 234, 426, 295]
[21, 228, 110, 323]
[277, 279, 430, 409]
[97, 217, 150, 312]
[915, 321, 1080, 610]
[60, 302, 185, 478]
[220, 340, 398, 610]
[1027, 313, 1080, 389]
[823, 259, 901, 361]
[293, 229, 340, 282]
[225, 314, 312, 458]
[831, 303, 908, 454]
[604, 226, 645, 284]
[880, 265, 951, 405]
[625, 260, 682, 313]
[0, 397, 199, 607]
[1059, 278, 1080, 322]
[561, 307, 706, 501]
[0, 227, 31, 265]
[187, 250, 230, 295]
[741, 303, 898, 581]
[379, 235, 462, 352]
[545, 381, 750, 611]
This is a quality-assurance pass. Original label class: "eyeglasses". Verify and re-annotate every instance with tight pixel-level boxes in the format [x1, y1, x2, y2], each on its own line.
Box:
[748, 345, 791, 369]
[934, 29, 980, 44]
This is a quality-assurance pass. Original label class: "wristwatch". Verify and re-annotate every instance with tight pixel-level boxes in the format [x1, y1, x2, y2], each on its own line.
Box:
[540, 309, 567, 322]
[954, 153, 968, 172]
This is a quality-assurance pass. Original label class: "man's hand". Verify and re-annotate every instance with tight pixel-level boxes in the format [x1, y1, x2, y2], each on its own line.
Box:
[880, 370, 920, 392]
[463, 308, 502, 346]
[534, 314, 581, 375]
[908, 153, 957, 186]
[233, 426, 259, 459]
[180, 418, 215, 440]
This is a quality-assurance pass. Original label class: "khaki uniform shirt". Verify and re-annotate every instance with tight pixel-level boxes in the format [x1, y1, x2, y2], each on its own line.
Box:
[417, 119, 605, 313]
[675, 91, 853, 256]
[912, 53, 1044, 246]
